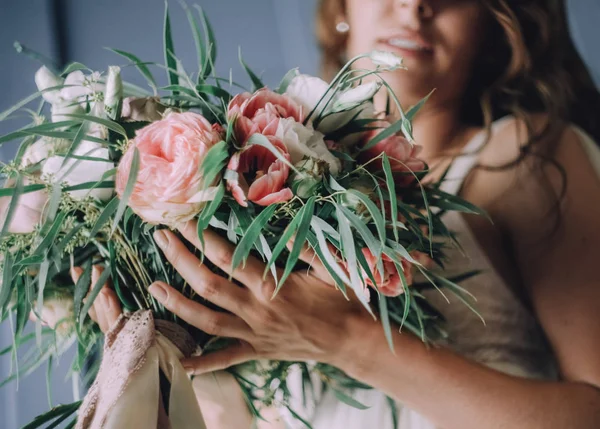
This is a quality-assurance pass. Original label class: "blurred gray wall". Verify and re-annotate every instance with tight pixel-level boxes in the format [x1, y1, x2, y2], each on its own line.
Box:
[0, 1, 599, 428]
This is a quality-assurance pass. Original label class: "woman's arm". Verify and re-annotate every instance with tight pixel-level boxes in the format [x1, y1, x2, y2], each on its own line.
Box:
[331, 124, 600, 429]
[153, 125, 600, 429]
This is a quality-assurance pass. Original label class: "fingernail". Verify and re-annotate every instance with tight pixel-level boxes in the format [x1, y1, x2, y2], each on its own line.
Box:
[153, 230, 169, 248]
[149, 282, 168, 303]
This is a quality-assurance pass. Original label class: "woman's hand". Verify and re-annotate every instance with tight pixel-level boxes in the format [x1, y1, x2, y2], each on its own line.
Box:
[149, 220, 369, 375]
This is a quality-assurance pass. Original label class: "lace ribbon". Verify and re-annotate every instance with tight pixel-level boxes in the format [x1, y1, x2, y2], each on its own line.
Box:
[75, 310, 207, 429]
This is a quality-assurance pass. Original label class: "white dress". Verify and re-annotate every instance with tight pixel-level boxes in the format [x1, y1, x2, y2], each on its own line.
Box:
[282, 117, 600, 429]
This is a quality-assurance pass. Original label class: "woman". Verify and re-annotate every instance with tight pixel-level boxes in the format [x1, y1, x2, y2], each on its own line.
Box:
[89, 0, 600, 427]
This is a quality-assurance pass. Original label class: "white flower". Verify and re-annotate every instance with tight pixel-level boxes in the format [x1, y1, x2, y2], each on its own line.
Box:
[60, 70, 103, 103]
[332, 81, 381, 111]
[35, 67, 105, 123]
[285, 74, 380, 136]
[275, 118, 341, 175]
[370, 50, 406, 70]
[42, 140, 114, 201]
[284, 75, 331, 116]
[21, 137, 62, 168]
[35, 66, 63, 104]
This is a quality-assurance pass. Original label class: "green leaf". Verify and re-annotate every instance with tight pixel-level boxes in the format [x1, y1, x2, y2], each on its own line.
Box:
[108, 48, 157, 92]
[277, 68, 299, 94]
[346, 189, 386, 244]
[0, 174, 23, 239]
[382, 153, 399, 241]
[163, 2, 179, 91]
[238, 47, 264, 91]
[79, 264, 111, 329]
[33, 211, 69, 257]
[378, 293, 395, 352]
[61, 62, 90, 75]
[60, 121, 89, 168]
[285, 405, 314, 429]
[0, 121, 79, 145]
[196, 84, 232, 100]
[335, 204, 382, 260]
[73, 260, 92, 327]
[196, 183, 225, 239]
[231, 205, 277, 272]
[200, 140, 228, 191]
[60, 113, 127, 138]
[272, 197, 316, 296]
[0, 253, 14, 313]
[0, 183, 45, 198]
[361, 118, 404, 152]
[405, 89, 435, 121]
[14, 41, 60, 73]
[35, 259, 50, 345]
[113, 147, 139, 233]
[247, 134, 299, 173]
[21, 401, 82, 429]
[337, 205, 369, 309]
[194, 5, 217, 80]
[89, 197, 119, 239]
[332, 388, 371, 410]
[183, 2, 207, 85]
[310, 217, 351, 285]
[63, 180, 114, 193]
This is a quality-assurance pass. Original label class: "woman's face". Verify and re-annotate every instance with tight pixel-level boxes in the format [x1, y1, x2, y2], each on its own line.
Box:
[344, 0, 489, 109]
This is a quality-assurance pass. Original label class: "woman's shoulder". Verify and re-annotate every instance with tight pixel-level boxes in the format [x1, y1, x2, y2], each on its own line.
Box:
[474, 112, 600, 238]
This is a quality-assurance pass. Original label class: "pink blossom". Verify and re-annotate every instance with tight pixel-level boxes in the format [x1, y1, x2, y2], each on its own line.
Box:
[116, 112, 222, 226]
[226, 137, 293, 207]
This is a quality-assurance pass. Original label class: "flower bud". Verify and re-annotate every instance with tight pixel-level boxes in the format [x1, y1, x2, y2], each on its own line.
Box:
[104, 66, 123, 120]
[332, 81, 381, 112]
[370, 50, 406, 70]
[340, 179, 376, 221]
[291, 157, 325, 199]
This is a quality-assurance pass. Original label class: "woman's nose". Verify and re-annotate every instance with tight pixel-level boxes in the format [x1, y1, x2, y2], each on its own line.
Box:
[395, 0, 434, 20]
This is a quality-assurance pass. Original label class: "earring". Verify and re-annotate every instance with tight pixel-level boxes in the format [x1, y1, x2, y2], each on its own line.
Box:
[336, 21, 350, 33]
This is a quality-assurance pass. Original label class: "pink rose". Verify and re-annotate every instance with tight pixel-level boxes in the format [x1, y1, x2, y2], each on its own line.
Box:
[0, 178, 46, 234]
[227, 88, 305, 144]
[361, 248, 413, 297]
[359, 122, 426, 185]
[116, 112, 223, 226]
[226, 137, 293, 207]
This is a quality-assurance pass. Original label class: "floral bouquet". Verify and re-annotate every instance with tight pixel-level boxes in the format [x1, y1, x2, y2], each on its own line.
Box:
[0, 4, 483, 428]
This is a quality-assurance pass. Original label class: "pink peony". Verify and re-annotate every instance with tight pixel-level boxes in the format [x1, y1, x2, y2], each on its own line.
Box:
[226, 137, 293, 207]
[0, 178, 47, 234]
[227, 88, 305, 144]
[359, 122, 426, 185]
[361, 248, 413, 297]
[116, 112, 222, 226]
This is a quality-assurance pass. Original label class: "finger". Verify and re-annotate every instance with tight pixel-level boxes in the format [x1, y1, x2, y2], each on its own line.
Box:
[92, 265, 122, 328]
[287, 239, 334, 285]
[181, 341, 256, 375]
[100, 287, 122, 328]
[95, 293, 109, 333]
[148, 281, 253, 340]
[153, 229, 250, 314]
[178, 221, 274, 298]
